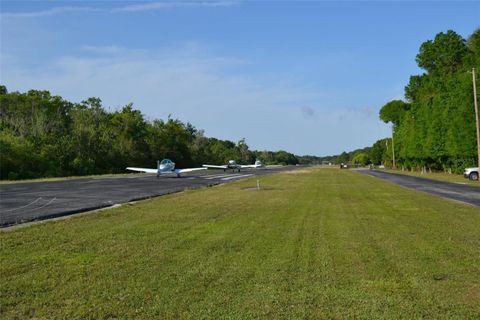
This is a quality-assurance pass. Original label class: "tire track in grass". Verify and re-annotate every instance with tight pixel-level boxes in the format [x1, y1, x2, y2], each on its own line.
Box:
[322, 171, 368, 318]
[342, 172, 429, 317]
[300, 187, 323, 317]
[345, 171, 477, 318]
[129, 176, 291, 317]
[2, 168, 479, 318]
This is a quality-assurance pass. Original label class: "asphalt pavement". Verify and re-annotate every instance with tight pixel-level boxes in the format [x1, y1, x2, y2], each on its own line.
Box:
[358, 169, 480, 207]
[4, 167, 476, 228]
[0, 167, 294, 228]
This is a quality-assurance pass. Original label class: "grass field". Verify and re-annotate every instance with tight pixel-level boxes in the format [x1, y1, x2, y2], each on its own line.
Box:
[1, 168, 479, 319]
[380, 168, 479, 187]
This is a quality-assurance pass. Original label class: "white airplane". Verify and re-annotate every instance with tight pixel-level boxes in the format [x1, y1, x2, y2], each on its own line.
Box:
[202, 160, 263, 172]
[126, 159, 206, 178]
[250, 160, 284, 169]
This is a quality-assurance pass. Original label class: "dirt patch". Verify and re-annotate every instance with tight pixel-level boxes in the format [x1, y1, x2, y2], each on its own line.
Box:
[432, 274, 449, 281]
[240, 186, 278, 191]
[281, 169, 311, 175]
[462, 284, 480, 307]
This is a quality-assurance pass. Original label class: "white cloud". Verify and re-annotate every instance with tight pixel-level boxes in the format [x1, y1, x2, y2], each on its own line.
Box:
[0, 6, 101, 19]
[1, 44, 389, 155]
[112, 1, 239, 13]
[0, 1, 239, 19]
[81, 45, 125, 55]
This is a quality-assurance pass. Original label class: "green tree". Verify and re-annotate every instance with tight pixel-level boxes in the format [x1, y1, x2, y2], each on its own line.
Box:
[378, 28, 479, 173]
[379, 100, 410, 126]
[370, 138, 388, 165]
[352, 152, 369, 166]
[337, 152, 349, 164]
[416, 30, 469, 75]
[147, 118, 195, 168]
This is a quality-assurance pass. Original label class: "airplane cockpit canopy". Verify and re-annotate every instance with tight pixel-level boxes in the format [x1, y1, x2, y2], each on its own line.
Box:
[160, 159, 173, 165]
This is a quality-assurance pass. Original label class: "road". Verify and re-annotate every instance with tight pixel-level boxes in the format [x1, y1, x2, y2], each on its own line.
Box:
[0, 167, 294, 227]
[358, 169, 480, 207]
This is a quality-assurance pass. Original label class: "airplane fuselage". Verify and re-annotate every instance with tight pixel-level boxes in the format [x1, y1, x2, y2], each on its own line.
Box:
[158, 159, 176, 175]
[202, 159, 263, 172]
[126, 159, 206, 178]
[225, 160, 241, 171]
[226, 160, 240, 169]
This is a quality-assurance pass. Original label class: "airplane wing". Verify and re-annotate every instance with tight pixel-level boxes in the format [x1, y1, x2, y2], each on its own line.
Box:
[202, 165, 228, 169]
[176, 167, 207, 174]
[126, 167, 157, 174]
[239, 164, 258, 169]
[239, 164, 283, 169]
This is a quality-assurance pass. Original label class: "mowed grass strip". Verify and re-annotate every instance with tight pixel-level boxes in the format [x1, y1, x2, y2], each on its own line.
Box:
[380, 168, 480, 187]
[1, 168, 479, 319]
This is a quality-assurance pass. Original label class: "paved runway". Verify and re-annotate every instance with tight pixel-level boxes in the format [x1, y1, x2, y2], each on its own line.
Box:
[0, 167, 294, 227]
[358, 169, 480, 207]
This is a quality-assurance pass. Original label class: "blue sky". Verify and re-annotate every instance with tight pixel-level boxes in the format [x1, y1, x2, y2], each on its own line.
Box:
[1, 1, 479, 156]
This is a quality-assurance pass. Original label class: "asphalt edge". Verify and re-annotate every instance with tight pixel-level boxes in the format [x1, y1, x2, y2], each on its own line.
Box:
[356, 169, 480, 208]
[0, 181, 221, 230]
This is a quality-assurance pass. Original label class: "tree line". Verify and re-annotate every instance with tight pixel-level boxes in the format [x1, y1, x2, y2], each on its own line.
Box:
[379, 29, 480, 173]
[3, 29, 477, 179]
[0, 87, 298, 180]
[313, 28, 479, 172]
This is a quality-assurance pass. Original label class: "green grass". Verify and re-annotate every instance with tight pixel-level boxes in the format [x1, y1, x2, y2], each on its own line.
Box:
[380, 168, 479, 187]
[1, 168, 479, 319]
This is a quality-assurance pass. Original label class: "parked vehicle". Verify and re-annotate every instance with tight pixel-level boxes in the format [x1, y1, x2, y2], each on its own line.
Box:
[464, 167, 479, 180]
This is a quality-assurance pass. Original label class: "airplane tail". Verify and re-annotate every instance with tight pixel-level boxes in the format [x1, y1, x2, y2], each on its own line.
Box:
[157, 160, 161, 176]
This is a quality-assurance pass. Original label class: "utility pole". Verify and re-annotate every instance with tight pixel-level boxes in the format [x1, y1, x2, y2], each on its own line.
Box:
[473, 68, 480, 169]
[391, 125, 396, 169]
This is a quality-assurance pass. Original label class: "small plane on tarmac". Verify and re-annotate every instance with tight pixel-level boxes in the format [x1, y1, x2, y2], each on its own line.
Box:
[126, 159, 206, 178]
[202, 160, 263, 172]
[252, 161, 285, 169]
